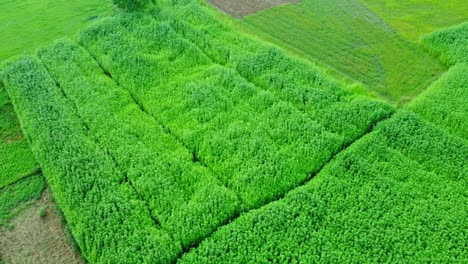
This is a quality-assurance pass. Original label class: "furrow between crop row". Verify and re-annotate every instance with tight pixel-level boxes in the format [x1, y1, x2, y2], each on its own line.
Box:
[177, 109, 396, 260]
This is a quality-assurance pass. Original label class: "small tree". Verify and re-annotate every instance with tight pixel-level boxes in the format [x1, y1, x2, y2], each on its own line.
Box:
[113, 0, 152, 12]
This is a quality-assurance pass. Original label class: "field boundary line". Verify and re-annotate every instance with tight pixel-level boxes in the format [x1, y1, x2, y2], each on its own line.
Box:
[0, 168, 42, 192]
[176, 109, 395, 261]
[79, 45, 245, 223]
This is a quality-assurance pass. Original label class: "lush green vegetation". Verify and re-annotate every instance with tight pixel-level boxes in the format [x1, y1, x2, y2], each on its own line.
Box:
[408, 64, 467, 140]
[359, 0, 468, 41]
[422, 22, 468, 64]
[0, 0, 112, 62]
[235, 0, 446, 104]
[408, 22, 467, 140]
[112, 0, 152, 11]
[80, 8, 393, 210]
[2, 56, 179, 263]
[38, 38, 239, 249]
[0, 140, 38, 188]
[1, 0, 466, 262]
[181, 112, 468, 263]
[0, 83, 38, 188]
[0, 174, 45, 226]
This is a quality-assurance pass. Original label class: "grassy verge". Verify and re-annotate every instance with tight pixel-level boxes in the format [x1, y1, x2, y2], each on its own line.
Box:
[0, 0, 113, 62]
[0, 174, 45, 226]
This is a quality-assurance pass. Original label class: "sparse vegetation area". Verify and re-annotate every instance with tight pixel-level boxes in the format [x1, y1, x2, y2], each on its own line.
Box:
[0, 0, 466, 263]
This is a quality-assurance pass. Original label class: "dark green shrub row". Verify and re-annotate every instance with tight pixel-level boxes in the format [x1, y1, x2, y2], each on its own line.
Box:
[38, 38, 239, 249]
[1, 56, 180, 263]
[79, 11, 393, 210]
[181, 111, 468, 263]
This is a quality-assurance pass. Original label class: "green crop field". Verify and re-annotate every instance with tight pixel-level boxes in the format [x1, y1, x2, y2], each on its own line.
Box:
[406, 22, 468, 140]
[237, 0, 448, 105]
[0, 0, 466, 263]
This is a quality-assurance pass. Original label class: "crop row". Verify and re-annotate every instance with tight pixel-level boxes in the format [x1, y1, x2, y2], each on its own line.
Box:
[37, 38, 239, 249]
[79, 10, 393, 210]
[0, 87, 38, 188]
[154, 1, 394, 139]
[180, 111, 468, 263]
[1, 56, 180, 263]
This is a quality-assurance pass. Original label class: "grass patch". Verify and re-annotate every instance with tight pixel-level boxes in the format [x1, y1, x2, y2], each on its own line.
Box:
[0, 0, 113, 62]
[359, 0, 468, 41]
[0, 174, 45, 226]
[0, 139, 39, 188]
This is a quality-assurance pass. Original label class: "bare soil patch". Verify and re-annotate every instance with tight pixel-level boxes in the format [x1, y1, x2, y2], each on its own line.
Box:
[207, 0, 300, 18]
[0, 188, 82, 264]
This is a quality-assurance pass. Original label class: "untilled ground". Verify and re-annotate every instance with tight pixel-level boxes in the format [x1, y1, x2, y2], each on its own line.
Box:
[207, 0, 300, 18]
[0, 189, 82, 264]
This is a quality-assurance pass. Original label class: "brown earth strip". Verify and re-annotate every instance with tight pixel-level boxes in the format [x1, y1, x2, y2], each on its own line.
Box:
[0, 188, 82, 264]
[207, 0, 300, 18]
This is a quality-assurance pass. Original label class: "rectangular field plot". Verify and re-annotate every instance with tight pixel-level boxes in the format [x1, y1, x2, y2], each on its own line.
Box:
[234, 0, 446, 104]
[408, 23, 468, 140]
[181, 111, 468, 263]
[80, 11, 393, 210]
[37, 39, 239, 249]
[207, 0, 300, 18]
